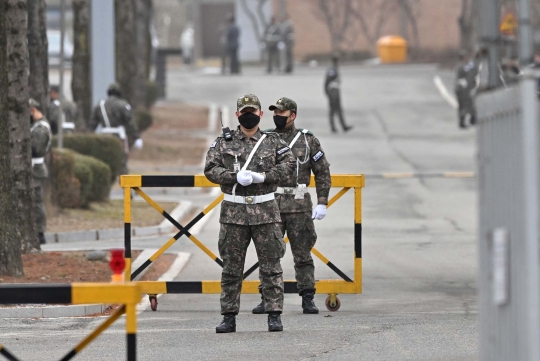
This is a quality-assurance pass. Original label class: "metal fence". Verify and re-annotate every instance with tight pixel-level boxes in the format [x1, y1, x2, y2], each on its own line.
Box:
[476, 83, 540, 361]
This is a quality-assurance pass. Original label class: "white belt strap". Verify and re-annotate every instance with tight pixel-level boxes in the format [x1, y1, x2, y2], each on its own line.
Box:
[224, 193, 274, 204]
[32, 157, 44, 166]
[288, 129, 309, 148]
[100, 100, 112, 128]
[241, 134, 267, 171]
[275, 187, 297, 195]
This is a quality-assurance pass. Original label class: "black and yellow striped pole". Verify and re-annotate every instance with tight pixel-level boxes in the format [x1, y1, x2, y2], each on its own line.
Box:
[124, 186, 132, 281]
[0, 283, 140, 361]
[0, 344, 19, 361]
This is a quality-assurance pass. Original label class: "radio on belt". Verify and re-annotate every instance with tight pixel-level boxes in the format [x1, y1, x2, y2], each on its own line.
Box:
[220, 111, 232, 141]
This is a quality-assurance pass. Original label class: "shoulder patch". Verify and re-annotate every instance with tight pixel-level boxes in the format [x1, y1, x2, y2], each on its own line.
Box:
[209, 141, 217, 148]
[125, 104, 132, 111]
[277, 146, 290, 155]
[313, 150, 324, 162]
[299, 128, 313, 136]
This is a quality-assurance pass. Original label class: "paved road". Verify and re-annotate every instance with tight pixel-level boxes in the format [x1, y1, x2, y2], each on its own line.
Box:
[6, 64, 478, 360]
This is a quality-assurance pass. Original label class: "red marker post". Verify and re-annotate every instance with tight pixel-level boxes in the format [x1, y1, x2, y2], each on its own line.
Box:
[110, 249, 125, 283]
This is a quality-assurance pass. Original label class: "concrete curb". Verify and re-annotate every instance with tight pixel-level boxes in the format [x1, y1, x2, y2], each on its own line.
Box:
[45, 201, 193, 243]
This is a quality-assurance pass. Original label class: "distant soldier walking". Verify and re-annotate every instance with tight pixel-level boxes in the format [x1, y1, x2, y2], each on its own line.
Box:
[264, 17, 281, 74]
[205, 94, 296, 333]
[280, 15, 295, 74]
[251, 97, 331, 315]
[454, 50, 478, 128]
[226, 15, 241, 75]
[48, 85, 78, 134]
[29, 99, 52, 245]
[325, 54, 353, 133]
[89, 83, 143, 175]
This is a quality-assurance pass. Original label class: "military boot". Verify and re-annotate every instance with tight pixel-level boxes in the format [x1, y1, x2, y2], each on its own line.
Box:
[216, 314, 236, 333]
[301, 291, 319, 314]
[252, 295, 265, 314]
[268, 312, 283, 332]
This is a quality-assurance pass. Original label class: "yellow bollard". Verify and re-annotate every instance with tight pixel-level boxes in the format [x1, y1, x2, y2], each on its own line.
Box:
[377, 36, 408, 63]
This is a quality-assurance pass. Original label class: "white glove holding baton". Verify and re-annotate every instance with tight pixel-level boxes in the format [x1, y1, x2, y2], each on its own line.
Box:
[312, 204, 327, 220]
[251, 172, 265, 184]
[237, 170, 253, 186]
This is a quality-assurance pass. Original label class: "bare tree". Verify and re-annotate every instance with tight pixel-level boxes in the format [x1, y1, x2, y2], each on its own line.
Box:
[27, 0, 49, 111]
[72, 0, 92, 130]
[0, 0, 28, 276]
[314, 0, 354, 52]
[115, 0, 139, 106]
[239, 0, 270, 59]
[348, 0, 394, 52]
[458, 0, 476, 52]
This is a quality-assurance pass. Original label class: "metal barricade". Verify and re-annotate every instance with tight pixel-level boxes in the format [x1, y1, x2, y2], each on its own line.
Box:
[0, 283, 140, 361]
[120, 174, 363, 311]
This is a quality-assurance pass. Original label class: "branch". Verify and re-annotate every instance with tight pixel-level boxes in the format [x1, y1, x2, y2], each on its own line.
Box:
[256, 0, 269, 30]
[239, 0, 262, 43]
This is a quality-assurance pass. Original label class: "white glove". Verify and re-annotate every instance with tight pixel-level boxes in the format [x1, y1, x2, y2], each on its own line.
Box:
[133, 138, 143, 149]
[237, 170, 253, 186]
[251, 172, 265, 184]
[312, 204, 327, 220]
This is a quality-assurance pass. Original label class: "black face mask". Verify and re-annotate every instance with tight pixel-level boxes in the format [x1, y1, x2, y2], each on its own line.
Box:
[238, 112, 260, 129]
[273, 115, 288, 129]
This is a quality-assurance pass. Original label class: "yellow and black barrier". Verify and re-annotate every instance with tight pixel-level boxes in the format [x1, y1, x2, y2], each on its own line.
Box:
[0, 283, 140, 361]
[121, 174, 363, 311]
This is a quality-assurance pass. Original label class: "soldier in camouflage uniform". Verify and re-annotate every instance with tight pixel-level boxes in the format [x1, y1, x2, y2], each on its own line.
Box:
[48, 85, 78, 135]
[205, 94, 296, 333]
[30, 99, 52, 245]
[325, 54, 353, 133]
[252, 97, 331, 315]
[454, 50, 478, 129]
[89, 83, 143, 175]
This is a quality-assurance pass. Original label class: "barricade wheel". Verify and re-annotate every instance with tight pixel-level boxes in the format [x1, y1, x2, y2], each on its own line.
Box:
[325, 294, 341, 312]
[149, 295, 158, 311]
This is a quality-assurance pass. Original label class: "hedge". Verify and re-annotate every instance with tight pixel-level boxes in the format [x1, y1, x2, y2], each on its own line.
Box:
[135, 108, 153, 133]
[53, 134, 124, 182]
[51, 149, 81, 208]
[52, 148, 112, 208]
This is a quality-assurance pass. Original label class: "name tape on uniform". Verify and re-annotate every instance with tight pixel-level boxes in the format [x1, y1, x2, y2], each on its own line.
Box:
[313, 151, 324, 162]
[277, 146, 290, 155]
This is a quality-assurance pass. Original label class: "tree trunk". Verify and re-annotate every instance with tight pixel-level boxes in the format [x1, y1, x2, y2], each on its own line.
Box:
[134, 0, 151, 108]
[0, 0, 28, 276]
[27, 0, 49, 112]
[115, 0, 138, 107]
[72, 0, 92, 130]
[13, 0, 40, 253]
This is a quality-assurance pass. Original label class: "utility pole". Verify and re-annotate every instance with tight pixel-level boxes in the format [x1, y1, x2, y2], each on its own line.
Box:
[58, 0, 66, 148]
[517, 0, 540, 355]
[478, 0, 502, 89]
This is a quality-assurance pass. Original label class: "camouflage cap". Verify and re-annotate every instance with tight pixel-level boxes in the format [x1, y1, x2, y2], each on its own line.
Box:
[237, 94, 261, 112]
[29, 98, 40, 108]
[269, 97, 297, 113]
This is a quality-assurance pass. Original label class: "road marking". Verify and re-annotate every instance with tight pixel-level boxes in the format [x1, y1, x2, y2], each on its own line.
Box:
[137, 252, 191, 313]
[433, 75, 458, 109]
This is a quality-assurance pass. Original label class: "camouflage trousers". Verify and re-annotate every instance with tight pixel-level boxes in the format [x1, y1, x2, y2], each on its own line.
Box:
[218, 222, 285, 315]
[258, 211, 317, 295]
[33, 180, 46, 234]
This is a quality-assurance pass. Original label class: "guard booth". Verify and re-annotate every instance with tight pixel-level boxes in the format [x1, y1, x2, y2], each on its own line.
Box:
[476, 81, 540, 360]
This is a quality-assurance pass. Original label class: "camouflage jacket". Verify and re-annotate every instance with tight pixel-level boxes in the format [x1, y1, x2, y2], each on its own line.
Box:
[31, 117, 52, 179]
[48, 98, 78, 135]
[204, 126, 296, 225]
[89, 95, 140, 144]
[269, 125, 331, 213]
